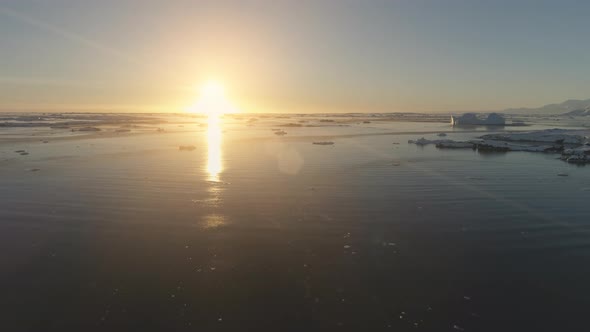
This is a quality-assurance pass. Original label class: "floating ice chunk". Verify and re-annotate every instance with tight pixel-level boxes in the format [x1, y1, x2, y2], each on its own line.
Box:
[76, 126, 101, 132]
[436, 142, 474, 149]
[474, 140, 553, 152]
[561, 144, 590, 163]
[480, 129, 585, 144]
[564, 154, 590, 163]
[408, 137, 455, 146]
[451, 112, 505, 126]
[179, 145, 196, 151]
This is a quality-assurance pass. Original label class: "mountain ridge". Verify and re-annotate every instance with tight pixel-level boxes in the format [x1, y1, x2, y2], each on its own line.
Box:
[504, 98, 590, 115]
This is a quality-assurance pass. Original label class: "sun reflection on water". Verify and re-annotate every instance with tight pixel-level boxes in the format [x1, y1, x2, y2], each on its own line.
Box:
[206, 114, 223, 181]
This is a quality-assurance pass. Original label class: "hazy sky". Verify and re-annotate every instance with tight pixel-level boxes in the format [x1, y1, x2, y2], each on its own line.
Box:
[1, 0, 589, 113]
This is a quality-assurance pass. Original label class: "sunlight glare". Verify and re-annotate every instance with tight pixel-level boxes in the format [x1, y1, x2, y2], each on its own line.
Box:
[188, 80, 237, 116]
[206, 113, 223, 181]
[200, 81, 225, 100]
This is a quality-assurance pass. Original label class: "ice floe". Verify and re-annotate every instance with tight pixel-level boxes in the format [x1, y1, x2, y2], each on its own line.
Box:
[409, 129, 590, 163]
[274, 130, 287, 136]
[179, 145, 196, 151]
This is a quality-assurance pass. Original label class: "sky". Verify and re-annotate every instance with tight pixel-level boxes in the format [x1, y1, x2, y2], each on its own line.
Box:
[1, 0, 590, 113]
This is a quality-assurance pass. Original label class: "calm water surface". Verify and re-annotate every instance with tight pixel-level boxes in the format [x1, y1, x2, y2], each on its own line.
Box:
[1, 114, 590, 331]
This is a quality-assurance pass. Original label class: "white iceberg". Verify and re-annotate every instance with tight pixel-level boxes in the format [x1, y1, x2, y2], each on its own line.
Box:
[451, 113, 505, 126]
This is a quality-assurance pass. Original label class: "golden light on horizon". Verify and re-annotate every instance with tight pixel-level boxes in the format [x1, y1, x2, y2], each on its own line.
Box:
[188, 80, 238, 116]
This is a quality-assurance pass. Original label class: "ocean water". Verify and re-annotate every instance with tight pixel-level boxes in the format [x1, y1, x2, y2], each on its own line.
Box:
[1, 113, 590, 331]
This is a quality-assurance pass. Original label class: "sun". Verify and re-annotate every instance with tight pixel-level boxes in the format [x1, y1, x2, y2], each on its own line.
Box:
[188, 80, 237, 116]
[200, 81, 225, 100]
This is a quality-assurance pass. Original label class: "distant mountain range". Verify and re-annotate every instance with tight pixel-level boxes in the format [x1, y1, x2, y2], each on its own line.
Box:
[504, 98, 590, 115]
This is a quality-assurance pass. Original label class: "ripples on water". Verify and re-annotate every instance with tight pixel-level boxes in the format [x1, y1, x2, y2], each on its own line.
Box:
[1, 113, 590, 331]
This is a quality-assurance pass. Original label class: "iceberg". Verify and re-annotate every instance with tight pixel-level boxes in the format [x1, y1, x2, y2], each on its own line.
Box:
[451, 113, 505, 126]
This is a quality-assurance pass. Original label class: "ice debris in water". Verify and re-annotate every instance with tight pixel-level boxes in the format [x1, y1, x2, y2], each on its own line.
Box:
[179, 145, 196, 151]
[343, 245, 351, 249]
[453, 324, 465, 331]
[411, 129, 590, 163]
[76, 126, 101, 132]
[274, 130, 287, 136]
[408, 137, 456, 146]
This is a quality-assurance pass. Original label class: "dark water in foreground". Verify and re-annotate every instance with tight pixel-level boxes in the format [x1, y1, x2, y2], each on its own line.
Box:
[1, 114, 590, 331]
